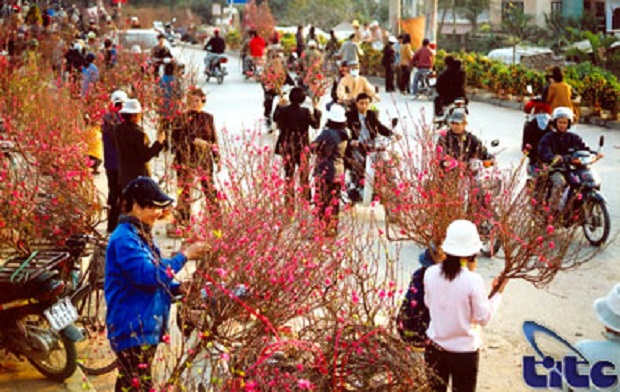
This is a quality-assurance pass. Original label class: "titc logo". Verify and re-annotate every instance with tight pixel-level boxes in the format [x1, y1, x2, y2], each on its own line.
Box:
[522, 321, 618, 389]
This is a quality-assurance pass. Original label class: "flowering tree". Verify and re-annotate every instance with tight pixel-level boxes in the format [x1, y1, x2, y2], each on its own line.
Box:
[243, 0, 276, 40]
[375, 115, 603, 295]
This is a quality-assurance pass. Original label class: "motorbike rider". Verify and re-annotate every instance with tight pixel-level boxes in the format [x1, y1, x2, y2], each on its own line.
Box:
[410, 38, 434, 99]
[522, 105, 552, 178]
[437, 110, 492, 168]
[345, 92, 400, 202]
[538, 107, 603, 210]
[204, 28, 226, 74]
[151, 33, 172, 77]
[434, 57, 467, 117]
[336, 61, 379, 109]
[246, 30, 266, 75]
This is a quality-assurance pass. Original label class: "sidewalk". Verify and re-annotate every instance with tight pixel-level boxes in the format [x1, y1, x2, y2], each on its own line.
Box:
[0, 359, 93, 392]
[367, 75, 620, 131]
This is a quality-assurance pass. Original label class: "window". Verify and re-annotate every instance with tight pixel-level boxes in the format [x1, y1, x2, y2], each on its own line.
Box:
[551, 2, 562, 12]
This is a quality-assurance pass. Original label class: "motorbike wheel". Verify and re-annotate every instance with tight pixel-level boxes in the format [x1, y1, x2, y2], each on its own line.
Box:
[20, 313, 78, 381]
[71, 282, 117, 375]
[582, 200, 610, 246]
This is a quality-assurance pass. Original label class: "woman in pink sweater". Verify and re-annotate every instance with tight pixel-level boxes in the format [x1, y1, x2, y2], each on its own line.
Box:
[424, 220, 507, 392]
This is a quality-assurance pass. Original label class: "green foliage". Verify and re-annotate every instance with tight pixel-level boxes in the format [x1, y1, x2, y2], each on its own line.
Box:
[25, 5, 42, 26]
[453, 52, 620, 112]
[226, 29, 242, 50]
[359, 42, 383, 77]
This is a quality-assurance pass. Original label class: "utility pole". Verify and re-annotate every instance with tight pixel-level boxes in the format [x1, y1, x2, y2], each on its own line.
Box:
[424, 0, 438, 42]
[389, 0, 401, 34]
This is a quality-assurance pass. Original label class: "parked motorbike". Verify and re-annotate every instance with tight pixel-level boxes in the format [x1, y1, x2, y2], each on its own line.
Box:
[204, 52, 228, 84]
[536, 136, 609, 246]
[0, 252, 83, 381]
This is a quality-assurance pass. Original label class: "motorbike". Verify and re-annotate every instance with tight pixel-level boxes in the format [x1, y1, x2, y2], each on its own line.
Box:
[346, 118, 400, 207]
[467, 139, 506, 257]
[204, 52, 228, 84]
[414, 70, 436, 99]
[243, 56, 264, 81]
[535, 136, 609, 246]
[0, 251, 83, 381]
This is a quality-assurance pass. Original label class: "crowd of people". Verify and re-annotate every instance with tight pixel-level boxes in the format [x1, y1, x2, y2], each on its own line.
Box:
[2, 5, 618, 391]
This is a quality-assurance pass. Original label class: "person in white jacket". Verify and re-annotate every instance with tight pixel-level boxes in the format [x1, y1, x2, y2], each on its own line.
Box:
[424, 220, 507, 392]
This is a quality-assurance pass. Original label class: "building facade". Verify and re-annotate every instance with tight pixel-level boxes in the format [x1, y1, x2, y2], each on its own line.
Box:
[489, 0, 619, 32]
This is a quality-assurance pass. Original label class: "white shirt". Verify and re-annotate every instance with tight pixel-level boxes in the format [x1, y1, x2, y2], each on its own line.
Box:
[424, 264, 502, 352]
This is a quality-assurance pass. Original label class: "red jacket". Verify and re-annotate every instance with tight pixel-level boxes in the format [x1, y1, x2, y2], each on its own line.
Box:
[249, 36, 266, 58]
[412, 46, 434, 69]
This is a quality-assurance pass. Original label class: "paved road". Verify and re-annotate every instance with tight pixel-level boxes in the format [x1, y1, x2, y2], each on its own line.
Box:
[172, 45, 620, 391]
[5, 45, 619, 391]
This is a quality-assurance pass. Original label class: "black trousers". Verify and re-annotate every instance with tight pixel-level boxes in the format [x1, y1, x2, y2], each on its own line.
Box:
[264, 89, 278, 119]
[283, 154, 311, 203]
[106, 169, 121, 233]
[425, 341, 479, 392]
[176, 167, 219, 225]
[384, 65, 395, 92]
[399, 65, 411, 93]
[115, 345, 157, 392]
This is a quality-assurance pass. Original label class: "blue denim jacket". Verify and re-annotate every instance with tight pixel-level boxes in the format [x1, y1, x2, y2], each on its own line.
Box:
[104, 218, 186, 352]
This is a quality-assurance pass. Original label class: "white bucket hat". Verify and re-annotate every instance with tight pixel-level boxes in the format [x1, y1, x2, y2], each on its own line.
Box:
[327, 105, 346, 123]
[595, 284, 620, 333]
[110, 90, 128, 105]
[119, 99, 142, 114]
[441, 219, 482, 257]
[308, 40, 317, 48]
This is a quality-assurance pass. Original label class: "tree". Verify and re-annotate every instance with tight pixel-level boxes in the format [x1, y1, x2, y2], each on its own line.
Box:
[455, 0, 490, 33]
[501, 4, 534, 64]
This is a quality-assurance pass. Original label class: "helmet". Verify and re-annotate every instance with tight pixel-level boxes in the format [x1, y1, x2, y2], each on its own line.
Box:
[441, 220, 482, 257]
[551, 106, 573, 129]
[87, 31, 97, 40]
[110, 90, 128, 104]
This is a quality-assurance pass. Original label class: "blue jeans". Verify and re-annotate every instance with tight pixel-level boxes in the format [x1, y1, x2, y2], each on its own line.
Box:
[412, 68, 431, 95]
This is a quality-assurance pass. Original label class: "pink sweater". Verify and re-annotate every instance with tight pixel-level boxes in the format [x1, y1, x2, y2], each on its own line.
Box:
[424, 264, 502, 352]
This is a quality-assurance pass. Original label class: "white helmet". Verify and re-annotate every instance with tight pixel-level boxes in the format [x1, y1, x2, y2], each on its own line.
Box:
[441, 220, 482, 257]
[110, 90, 128, 104]
[551, 106, 573, 129]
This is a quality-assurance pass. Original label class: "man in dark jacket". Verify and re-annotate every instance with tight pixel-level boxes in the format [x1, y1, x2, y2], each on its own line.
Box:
[113, 99, 165, 190]
[382, 37, 397, 93]
[538, 107, 602, 209]
[105, 176, 206, 392]
[434, 57, 467, 117]
[102, 90, 127, 233]
[311, 105, 349, 237]
[171, 87, 220, 225]
[345, 93, 396, 202]
[437, 110, 491, 167]
[274, 87, 322, 202]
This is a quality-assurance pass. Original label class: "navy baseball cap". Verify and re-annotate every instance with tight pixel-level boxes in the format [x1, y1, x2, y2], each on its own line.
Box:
[123, 177, 174, 208]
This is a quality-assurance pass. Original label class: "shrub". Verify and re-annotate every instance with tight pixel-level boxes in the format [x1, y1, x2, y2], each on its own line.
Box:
[226, 29, 242, 50]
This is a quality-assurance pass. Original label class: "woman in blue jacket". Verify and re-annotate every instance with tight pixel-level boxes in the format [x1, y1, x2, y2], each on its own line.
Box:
[105, 177, 206, 391]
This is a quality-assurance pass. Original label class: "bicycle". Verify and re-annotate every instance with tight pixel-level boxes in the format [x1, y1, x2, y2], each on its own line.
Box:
[45, 234, 117, 376]
[66, 235, 117, 376]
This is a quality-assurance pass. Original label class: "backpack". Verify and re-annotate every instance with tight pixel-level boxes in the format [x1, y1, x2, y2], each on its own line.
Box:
[396, 266, 430, 348]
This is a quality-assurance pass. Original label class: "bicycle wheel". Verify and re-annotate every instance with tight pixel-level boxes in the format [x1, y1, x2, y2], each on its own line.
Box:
[71, 282, 117, 375]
